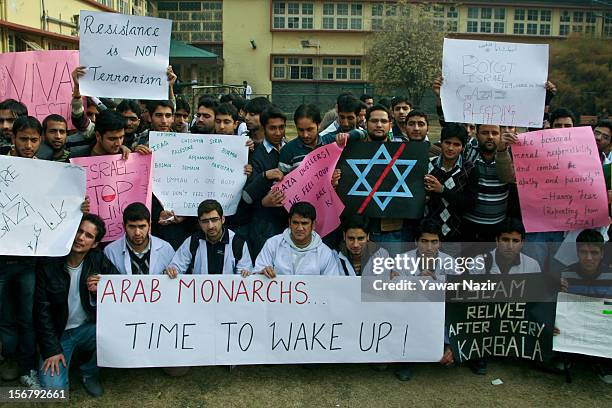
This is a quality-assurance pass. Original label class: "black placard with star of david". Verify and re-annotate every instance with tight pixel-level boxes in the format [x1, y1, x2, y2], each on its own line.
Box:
[337, 141, 428, 218]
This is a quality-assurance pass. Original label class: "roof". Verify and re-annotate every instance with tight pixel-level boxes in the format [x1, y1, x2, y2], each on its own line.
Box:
[170, 40, 217, 59]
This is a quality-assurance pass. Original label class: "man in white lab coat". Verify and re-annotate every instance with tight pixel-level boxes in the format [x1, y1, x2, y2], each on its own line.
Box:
[104, 202, 175, 275]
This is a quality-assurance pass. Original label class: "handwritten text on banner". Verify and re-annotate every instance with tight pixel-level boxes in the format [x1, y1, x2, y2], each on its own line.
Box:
[0, 156, 85, 256]
[70, 154, 152, 242]
[97, 275, 445, 367]
[79, 11, 172, 99]
[273, 144, 344, 237]
[512, 127, 608, 233]
[150, 132, 248, 217]
[0, 50, 79, 128]
[441, 39, 548, 128]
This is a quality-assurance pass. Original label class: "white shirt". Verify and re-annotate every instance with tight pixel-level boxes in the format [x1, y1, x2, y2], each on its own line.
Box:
[237, 122, 248, 137]
[104, 235, 175, 275]
[471, 249, 541, 274]
[65, 262, 88, 331]
[245, 85, 252, 99]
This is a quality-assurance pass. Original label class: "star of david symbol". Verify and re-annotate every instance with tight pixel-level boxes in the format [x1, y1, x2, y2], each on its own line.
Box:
[347, 144, 416, 211]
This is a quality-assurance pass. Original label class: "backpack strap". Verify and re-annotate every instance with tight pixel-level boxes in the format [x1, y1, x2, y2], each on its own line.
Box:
[231, 233, 246, 264]
[186, 231, 206, 274]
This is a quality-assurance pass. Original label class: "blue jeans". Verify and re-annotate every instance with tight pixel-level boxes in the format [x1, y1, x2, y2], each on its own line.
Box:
[39, 323, 98, 389]
[0, 259, 36, 375]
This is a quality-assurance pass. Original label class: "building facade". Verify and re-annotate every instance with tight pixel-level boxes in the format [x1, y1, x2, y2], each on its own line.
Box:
[155, 0, 612, 111]
[0, 0, 155, 52]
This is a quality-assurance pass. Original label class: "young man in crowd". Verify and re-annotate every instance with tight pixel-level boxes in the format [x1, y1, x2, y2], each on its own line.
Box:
[319, 96, 361, 140]
[242, 106, 287, 257]
[594, 119, 612, 164]
[243, 96, 272, 144]
[549, 107, 575, 128]
[35, 214, 119, 396]
[7, 116, 42, 159]
[558, 229, 612, 383]
[0, 99, 28, 154]
[214, 102, 240, 135]
[116, 99, 142, 149]
[279, 104, 322, 174]
[172, 97, 191, 133]
[360, 94, 374, 109]
[104, 203, 175, 275]
[255, 202, 339, 277]
[390, 96, 412, 140]
[165, 199, 252, 276]
[70, 110, 127, 158]
[334, 215, 390, 276]
[425, 123, 479, 246]
[36, 114, 69, 162]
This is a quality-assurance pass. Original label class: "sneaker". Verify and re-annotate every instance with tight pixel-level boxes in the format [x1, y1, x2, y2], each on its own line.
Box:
[0, 359, 19, 381]
[81, 376, 104, 397]
[394, 364, 413, 381]
[19, 370, 41, 389]
[597, 365, 612, 384]
[468, 358, 487, 375]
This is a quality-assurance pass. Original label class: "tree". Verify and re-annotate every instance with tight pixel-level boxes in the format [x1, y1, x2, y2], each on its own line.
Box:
[364, 1, 446, 105]
[549, 35, 611, 117]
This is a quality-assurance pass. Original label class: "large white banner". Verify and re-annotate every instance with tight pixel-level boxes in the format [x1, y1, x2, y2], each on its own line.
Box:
[441, 38, 549, 128]
[79, 11, 172, 99]
[0, 156, 85, 256]
[553, 292, 612, 359]
[150, 132, 248, 216]
[97, 275, 445, 367]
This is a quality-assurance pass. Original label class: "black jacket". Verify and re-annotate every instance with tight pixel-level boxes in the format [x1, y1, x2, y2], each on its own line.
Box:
[34, 249, 119, 359]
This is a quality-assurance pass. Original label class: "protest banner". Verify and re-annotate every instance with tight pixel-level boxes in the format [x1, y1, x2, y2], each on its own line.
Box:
[0, 50, 79, 128]
[97, 275, 445, 367]
[150, 132, 248, 216]
[78, 10, 172, 99]
[440, 38, 548, 128]
[512, 127, 608, 233]
[336, 142, 427, 218]
[273, 144, 344, 237]
[554, 292, 612, 359]
[0, 156, 85, 256]
[445, 274, 556, 363]
[70, 154, 152, 242]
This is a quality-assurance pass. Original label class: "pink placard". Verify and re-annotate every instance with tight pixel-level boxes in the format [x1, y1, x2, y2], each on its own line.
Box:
[0, 50, 79, 128]
[273, 143, 345, 237]
[71, 154, 153, 242]
[512, 127, 609, 232]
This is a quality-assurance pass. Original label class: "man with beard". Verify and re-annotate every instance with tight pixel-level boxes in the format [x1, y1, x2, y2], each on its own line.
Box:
[104, 203, 175, 275]
[243, 97, 272, 145]
[70, 110, 128, 158]
[461, 124, 509, 243]
[0, 99, 28, 154]
[36, 115, 69, 162]
[191, 97, 217, 135]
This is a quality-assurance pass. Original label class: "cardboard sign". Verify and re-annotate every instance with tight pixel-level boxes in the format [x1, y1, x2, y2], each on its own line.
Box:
[70, 154, 152, 242]
[512, 127, 609, 232]
[441, 39, 548, 128]
[79, 11, 171, 99]
[445, 274, 556, 363]
[337, 142, 428, 218]
[150, 132, 248, 217]
[0, 156, 85, 256]
[554, 292, 612, 359]
[273, 144, 344, 237]
[0, 50, 79, 128]
[96, 275, 445, 367]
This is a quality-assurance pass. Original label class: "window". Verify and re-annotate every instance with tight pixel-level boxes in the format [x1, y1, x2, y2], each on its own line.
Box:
[467, 21, 478, 32]
[163, 1, 222, 43]
[494, 8, 505, 20]
[480, 22, 491, 33]
[273, 2, 314, 29]
[573, 11, 584, 23]
[468, 7, 505, 35]
[514, 23, 525, 34]
[272, 56, 362, 81]
[467, 7, 478, 19]
[604, 12, 612, 38]
[527, 23, 537, 35]
[427, 4, 459, 33]
[540, 24, 550, 36]
[527, 10, 538, 21]
[480, 8, 492, 19]
[118, 0, 129, 14]
[447, 6, 458, 19]
[560, 10, 597, 35]
[560, 25, 570, 36]
[323, 3, 362, 30]
[560, 10, 570, 22]
[494, 22, 505, 33]
[515, 9, 525, 21]
[540, 10, 551, 22]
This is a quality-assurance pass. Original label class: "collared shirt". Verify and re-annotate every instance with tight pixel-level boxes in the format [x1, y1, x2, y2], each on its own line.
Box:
[433, 153, 463, 173]
[278, 137, 322, 174]
[319, 120, 340, 139]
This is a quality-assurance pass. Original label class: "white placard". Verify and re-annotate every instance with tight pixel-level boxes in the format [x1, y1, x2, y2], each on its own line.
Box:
[553, 292, 612, 359]
[150, 132, 248, 216]
[79, 11, 172, 99]
[441, 38, 549, 128]
[0, 156, 86, 256]
[97, 275, 445, 367]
